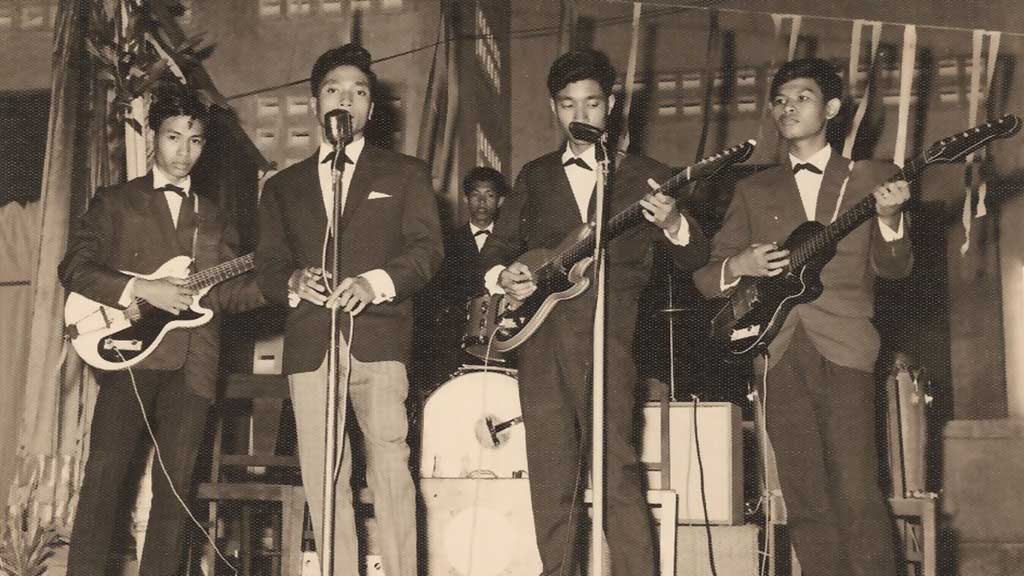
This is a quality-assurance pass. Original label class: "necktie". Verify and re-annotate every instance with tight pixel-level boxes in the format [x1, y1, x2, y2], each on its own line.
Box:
[474, 229, 490, 238]
[563, 157, 592, 171]
[792, 162, 823, 175]
[322, 150, 353, 165]
[156, 183, 187, 198]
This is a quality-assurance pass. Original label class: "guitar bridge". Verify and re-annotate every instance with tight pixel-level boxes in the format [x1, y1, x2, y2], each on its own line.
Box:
[103, 338, 143, 351]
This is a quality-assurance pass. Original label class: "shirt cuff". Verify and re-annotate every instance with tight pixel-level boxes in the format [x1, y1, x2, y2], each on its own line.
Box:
[360, 269, 396, 304]
[118, 277, 137, 307]
[484, 265, 506, 295]
[662, 216, 691, 246]
[878, 213, 905, 241]
[720, 258, 741, 292]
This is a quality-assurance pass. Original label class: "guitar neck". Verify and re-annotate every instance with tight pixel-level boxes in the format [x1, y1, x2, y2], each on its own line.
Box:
[129, 253, 256, 315]
[186, 253, 256, 291]
[789, 156, 926, 269]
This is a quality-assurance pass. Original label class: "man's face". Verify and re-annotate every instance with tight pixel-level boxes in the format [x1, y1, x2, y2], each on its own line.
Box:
[550, 79, 614, 149]
[153, 115, 205, 183]
[770, 77, 840, 145]
[466, 180, 500, 226]
[312, 64, 374, 141]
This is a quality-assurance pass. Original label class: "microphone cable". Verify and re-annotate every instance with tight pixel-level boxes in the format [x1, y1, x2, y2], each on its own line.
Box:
[112, 347, 239, 576]
[690, 394, 719, 576]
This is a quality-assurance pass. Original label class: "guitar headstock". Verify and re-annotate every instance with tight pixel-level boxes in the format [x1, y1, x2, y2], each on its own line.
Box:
[923, 114, 1021, 164]
[691, 139, 757, 179]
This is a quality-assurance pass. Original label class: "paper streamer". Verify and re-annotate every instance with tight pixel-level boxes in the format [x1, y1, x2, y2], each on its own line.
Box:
[843, 21, 883, 158]
[893, 25, 917, 168]
[617, 2, 643, 155]
[787, 15, 802, 60]
[961, 30, 1001, 255]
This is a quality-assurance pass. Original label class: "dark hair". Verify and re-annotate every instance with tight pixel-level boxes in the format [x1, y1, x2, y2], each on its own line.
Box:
[310, 43, 377, 97]
[148, 84, 208, 132]
[770, 57, 843, 102]
[462, 166, 508, 197]
[547, 49, 616, 98]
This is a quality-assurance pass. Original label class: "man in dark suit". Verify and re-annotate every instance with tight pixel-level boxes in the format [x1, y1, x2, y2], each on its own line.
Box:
[480, 49, 708, 576]
[693, 57, 912, 576]
[255, 44, 442, 576]
[445, 166, 505, 304]
[59, 87, 264, 576]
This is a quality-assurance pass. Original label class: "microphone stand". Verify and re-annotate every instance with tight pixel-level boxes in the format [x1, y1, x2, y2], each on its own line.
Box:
[322, 137, 349, 576]
[589, 135, 611, 576]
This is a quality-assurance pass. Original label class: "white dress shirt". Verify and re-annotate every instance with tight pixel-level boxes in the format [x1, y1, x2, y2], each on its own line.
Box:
[469, 222, 493, 252]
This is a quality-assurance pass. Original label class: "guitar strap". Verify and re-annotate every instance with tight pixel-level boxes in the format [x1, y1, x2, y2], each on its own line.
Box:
[829, 160, 856, 224]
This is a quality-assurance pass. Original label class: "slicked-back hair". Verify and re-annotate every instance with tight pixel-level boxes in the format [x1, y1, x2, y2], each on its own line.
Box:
[770, 57, 843, 102]
[148, 85, 208, 132]
[310, 43, 377, 97]
[547, 48, 616, 98]
[462, 166, 508, 197]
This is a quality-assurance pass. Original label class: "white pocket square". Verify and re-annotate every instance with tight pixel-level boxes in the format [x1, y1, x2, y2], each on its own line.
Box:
[367, 191, 392, 200]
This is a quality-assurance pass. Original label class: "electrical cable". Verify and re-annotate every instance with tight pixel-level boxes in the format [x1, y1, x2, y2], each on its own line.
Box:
[691, 394, 718, 576]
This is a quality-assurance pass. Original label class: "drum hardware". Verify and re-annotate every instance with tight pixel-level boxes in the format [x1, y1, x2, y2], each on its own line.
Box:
[481, 414, 524, 447]
[462, 294, 508, 364]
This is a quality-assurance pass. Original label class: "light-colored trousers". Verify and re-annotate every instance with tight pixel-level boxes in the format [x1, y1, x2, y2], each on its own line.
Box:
[288, 351, 416, 576]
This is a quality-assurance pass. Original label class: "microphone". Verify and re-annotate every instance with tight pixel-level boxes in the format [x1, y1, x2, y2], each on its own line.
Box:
[568, 121, 603, 144]
[324, 109, 353, 147]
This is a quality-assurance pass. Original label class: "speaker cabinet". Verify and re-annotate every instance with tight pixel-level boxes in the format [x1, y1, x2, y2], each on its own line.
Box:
[640, 402, 743, 525]
[421, 478, 542, 576]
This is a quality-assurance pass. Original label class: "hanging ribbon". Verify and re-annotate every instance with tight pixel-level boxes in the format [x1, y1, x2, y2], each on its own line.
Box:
[893, 25, 917, 169]
[617, 2, 643, 155]
[755, 14, 786, 157]
[843, 20, 883, 158]
[961, 30, 1002, 255]
[691, 7, 720, 162]
[786, 15, 803, 61]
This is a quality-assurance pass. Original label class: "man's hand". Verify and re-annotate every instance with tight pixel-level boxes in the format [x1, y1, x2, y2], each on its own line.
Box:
[326, 277, 374, 315]
[727, 243, 791, 280]
[874, 180, 910, 227]
[498, 262, 536, 302]
[134, 277, 195, 315]
[288, 266, 331, 306]
[639, 179, 682, 236]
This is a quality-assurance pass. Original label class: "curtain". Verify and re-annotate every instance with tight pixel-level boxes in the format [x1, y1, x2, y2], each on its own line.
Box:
[7, 0, 117, 538]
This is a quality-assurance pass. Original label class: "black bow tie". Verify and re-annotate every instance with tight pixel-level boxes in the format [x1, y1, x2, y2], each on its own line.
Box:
[563, 157, 592, 171]
[474, 229, 491, 237]
[792, 162, 823, 175]
[156, 184, 187, 198]
[322, 150, 353, 165]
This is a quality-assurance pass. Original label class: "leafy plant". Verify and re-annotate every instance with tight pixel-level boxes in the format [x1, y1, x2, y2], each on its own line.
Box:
[0, 513, 60, 576]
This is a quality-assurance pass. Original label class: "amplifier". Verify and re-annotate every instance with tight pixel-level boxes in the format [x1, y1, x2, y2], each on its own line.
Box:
[640, 401, 743, 525]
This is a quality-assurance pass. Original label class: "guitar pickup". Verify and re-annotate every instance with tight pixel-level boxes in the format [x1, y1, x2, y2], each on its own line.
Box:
[103, 338, 143, 351]
[730, 325, 761, 341]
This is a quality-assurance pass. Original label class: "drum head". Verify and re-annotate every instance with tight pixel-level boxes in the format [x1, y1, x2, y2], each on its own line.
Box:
[420, 369, 528, 479]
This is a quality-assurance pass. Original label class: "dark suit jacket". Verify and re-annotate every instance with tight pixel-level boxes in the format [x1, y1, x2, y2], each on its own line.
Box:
[693, 153, 913, 371]
[480, 150, 709, 352]
[58, 173, 266, 399]
[441, 223, 488, 306]
[256, 143, 443, 373]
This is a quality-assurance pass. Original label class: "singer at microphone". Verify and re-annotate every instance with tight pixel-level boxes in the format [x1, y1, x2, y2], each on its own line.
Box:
[478, 48, 709, 576]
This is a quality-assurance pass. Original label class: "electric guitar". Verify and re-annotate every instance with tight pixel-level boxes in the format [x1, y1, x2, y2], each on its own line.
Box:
[64, 253, 255, 371]
[710, 114, 1022, 360]
[476, 139, 757, 353]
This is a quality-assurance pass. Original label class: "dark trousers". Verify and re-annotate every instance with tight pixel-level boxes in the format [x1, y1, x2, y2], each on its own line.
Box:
[68, 369, 210, 576]
[762, 325, 897, 576]
[517, 312, 656, 576]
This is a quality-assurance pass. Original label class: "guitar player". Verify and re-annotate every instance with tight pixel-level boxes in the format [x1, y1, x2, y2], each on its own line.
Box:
[58, 86, 264, 575]
[693, 57, 912, 576]
[479, 48, 708, 576]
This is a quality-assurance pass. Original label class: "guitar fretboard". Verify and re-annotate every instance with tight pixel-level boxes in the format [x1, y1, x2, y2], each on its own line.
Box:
[788, 156, 926, 269]
[129, 253, 256, 316]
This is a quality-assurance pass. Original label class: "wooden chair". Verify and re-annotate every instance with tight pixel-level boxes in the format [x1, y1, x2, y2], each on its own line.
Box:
[196, 373, 306, 576]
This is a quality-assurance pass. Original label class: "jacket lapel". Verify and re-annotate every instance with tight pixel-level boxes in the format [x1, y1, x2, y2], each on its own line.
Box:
[547, 153, 585, 224]
[338, 143, 376, 233]
[140, 173, 186, 255]
[768, 165, 808, 231]
[814, 153, 853, 224]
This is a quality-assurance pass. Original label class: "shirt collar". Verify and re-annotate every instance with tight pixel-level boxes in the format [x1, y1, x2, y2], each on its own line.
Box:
[561, 143, 598, 167]
[789, 144, 832, 173]
[319, 136, 367, 165]
[153, 165, 190, 195]
[469, 222, 493, 234]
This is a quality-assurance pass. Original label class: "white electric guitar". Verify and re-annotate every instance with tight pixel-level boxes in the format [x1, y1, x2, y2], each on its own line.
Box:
[64, 253, 254, 371]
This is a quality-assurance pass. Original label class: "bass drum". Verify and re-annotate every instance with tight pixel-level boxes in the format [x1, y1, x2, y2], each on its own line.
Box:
[419, 367, 528, 479]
